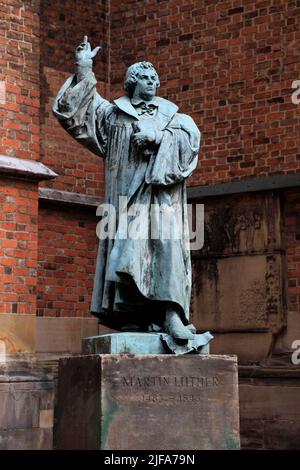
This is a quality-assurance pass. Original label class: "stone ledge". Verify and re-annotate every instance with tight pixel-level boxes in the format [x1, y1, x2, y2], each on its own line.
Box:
[0, 354, 58, 382]
[187, 173, 300, 199]
[0, 155, 58, 182]
[1, 353, 299, 380]
[239, 365, 300, 379]
[39, 187, 102, 208]
[36, 316, 103, 354]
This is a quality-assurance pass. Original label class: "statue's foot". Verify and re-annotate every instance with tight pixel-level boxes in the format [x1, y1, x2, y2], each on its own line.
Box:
[164, 310, 195, 340]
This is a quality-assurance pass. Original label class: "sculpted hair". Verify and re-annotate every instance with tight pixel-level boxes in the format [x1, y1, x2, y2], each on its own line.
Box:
[124, 61, 160, 97]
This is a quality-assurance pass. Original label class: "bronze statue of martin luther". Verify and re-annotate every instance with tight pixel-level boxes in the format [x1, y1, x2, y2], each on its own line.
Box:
[53, 36, 202, 347]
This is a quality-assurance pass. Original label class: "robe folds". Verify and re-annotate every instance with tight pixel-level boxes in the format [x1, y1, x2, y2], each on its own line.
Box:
[53, 72, 201, 330]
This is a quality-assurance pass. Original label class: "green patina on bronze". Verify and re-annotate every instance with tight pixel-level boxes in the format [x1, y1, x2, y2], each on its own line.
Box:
[53, 36, 213, 352]
[82, 332, 212, 355]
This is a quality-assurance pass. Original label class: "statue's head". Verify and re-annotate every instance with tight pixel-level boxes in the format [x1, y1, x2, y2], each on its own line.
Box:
[124, 61, 160, 100]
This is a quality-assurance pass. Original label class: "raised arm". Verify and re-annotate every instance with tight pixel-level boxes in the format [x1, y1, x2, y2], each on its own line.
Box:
[52, 36, 112, 157]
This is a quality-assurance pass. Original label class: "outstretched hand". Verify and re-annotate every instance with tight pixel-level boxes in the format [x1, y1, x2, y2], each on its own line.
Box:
[75, 35, 101, 67]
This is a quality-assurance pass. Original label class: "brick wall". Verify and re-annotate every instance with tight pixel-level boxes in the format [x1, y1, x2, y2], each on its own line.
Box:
[36, 0, 300, 322]
[0, 177, 38, 315]
[1, 0, 300, 328]
[37, 205, 98, 318]
[39, 68, 106, 196]
[0, 0, 40, 161]
[35, 0, 109, 318]
[110, 0, 300, 186]
[39, 0, 109, 196]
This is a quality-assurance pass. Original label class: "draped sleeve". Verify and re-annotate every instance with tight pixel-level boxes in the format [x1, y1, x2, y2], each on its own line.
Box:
[52, 72, 114, 158]
[145, 113, 201, 186]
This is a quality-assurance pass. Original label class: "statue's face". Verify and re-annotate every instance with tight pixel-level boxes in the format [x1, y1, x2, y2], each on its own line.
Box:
[133, 69, 158, 101]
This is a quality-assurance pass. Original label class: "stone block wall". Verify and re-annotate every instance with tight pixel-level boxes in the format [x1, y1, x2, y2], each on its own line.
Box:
[0, 356, 56, 450]
[239, 369, 300, 450]
[284, 191, 300, 327]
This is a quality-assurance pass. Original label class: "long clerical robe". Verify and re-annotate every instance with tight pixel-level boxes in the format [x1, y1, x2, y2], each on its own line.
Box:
[53, 71, 201, 330]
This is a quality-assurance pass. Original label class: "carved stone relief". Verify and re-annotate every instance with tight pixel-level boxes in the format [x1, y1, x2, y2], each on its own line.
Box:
[191, 192, 286, 336]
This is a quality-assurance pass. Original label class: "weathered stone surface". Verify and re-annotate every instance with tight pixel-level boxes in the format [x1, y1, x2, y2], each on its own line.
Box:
[190, 191, 287, 365]
[240, 382, 300, 421]
[187, 175, 300, 199]
[191, 254, 285, 334]
[194, 192, 282, 256]
[0, 392, 11, 429]
[39, 409, 54, 429]
[210, 332, 273, 364]
[0, 154, 57, 181]
[11, 391, 40, 429]
[264, 420, 300, 450]
[0, 341, 5, 357]
[239, 379, 300, 449]
[39, 388, 55, 410]
[0, 378, 54, 432]
[39, 187, 101, 208]
[0, 428, 52, 450]
[240, 418, 264, 450]
[0, 356, 57, 450]
[55, 354, 240, 450]
[278, 310, 300, 351]
[36, 317, 99, 353]
[0, 314, 36, 354]
[0, 355, 57, 382]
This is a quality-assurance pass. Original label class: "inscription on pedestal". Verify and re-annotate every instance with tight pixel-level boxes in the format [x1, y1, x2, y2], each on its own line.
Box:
[121, 374, 220, 405]
[55, 354, 240, 450]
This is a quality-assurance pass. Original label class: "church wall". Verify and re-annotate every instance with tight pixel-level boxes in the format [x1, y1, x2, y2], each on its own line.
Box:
[0, 0, 40, 161]
[39, 0, 108, 196]
[36, 0, 109, 320]
[0, 0, 300, 450]
[110, 0, 300, 186]
[37, 203, 97, 319]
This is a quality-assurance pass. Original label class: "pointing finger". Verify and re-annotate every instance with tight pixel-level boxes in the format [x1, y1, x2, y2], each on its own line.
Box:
[91, 46, 102, 58]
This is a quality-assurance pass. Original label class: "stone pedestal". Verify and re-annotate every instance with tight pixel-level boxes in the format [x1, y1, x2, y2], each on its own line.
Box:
[55, 354, 240, 450]
[82, 332, 211, 355]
